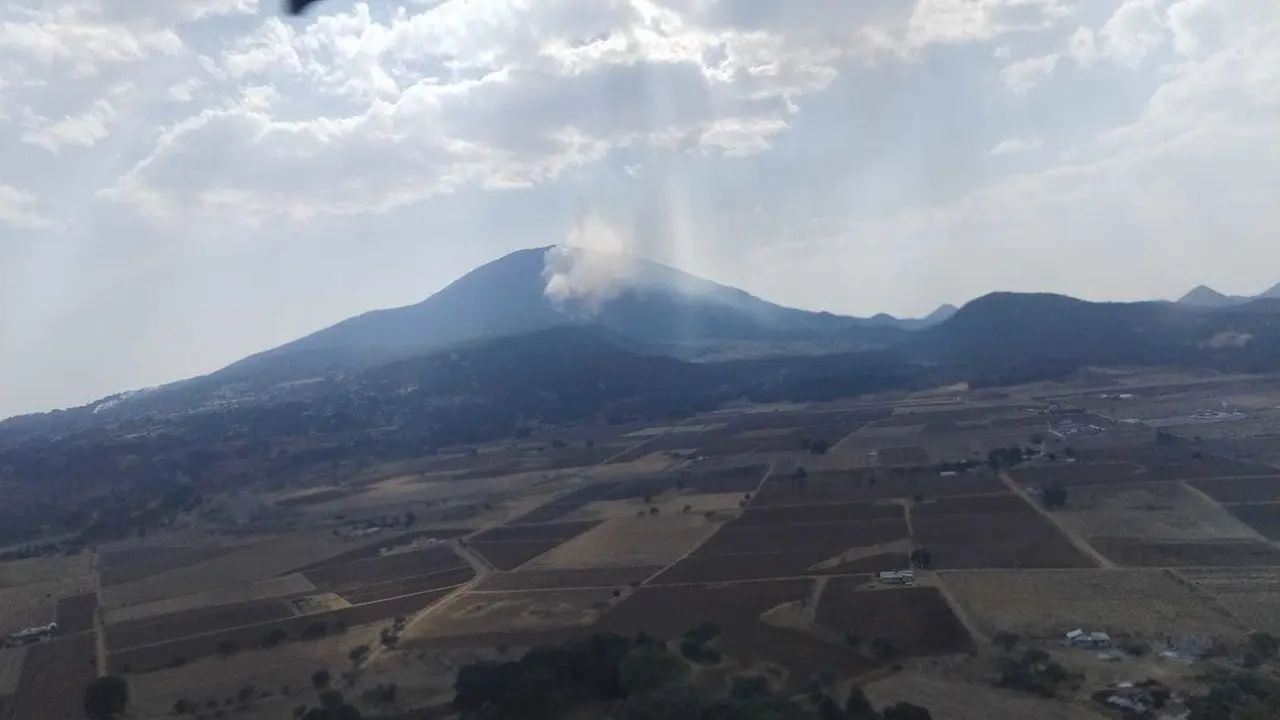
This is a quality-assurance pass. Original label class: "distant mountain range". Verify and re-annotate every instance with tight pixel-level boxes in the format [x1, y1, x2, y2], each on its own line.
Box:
[4, 248, 1280, 436]
[1177, 283, 1280, 308]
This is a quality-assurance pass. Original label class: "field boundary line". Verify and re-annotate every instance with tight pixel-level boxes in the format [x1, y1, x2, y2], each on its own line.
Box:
[998, 472, 1115, 569]
[359, 543, 491, 670]
[637, 461, 777, 586]
[1179, 480, 1276, 545]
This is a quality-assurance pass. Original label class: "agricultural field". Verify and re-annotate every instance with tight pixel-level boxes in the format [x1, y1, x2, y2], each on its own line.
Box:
[407, 588, 620, 642]
[14, 377, 1280, 718]
[1178, 567, 1280, 633]
[942, 569, 1240, 639]
[866, 672, 1109, 720]
[0, 553, 92, 588]
[815, 580, 974, 659]
[0, 571, 96, 636]
[1050, 481, 1260, 542]
[105, 573, 316, 624]
[1089, 538, 1280, 567]
[597, 579, 873, 690]
[522, 514, 722, 569]
[8, 633, 98, 720]
[1191, 476, 1280, 503]
[1224, 502, 1280, 540]
[911, 494, 1096, 569]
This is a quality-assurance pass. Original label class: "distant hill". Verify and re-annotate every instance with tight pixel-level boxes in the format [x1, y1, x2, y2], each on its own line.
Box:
[909, 292, 1280, 382]
[1177, 283, 1280, 308]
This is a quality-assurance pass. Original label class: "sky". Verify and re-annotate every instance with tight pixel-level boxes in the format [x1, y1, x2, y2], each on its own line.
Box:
[1, 0, 1277, 418]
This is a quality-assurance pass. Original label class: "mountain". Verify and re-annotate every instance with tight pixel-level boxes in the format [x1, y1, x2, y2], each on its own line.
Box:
[1177, 283, 1280, 308]
[214, 247, 941, 385]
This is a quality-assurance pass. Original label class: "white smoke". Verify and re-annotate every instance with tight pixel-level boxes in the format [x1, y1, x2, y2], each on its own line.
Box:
[542, 214, 638, 315]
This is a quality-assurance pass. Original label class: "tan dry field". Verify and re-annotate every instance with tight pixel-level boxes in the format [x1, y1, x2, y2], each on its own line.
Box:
[1054, 481, 1260, 542]
[0, 552, 92, 588]
[1178, 567, 1280, 633]
[105, 573, 317, 624]
[865, 671, 1107, 720]
[408, 588, 620, 639]
[0, 572, 96, 635]
[102, 533, 358, 608]
[0, 645, 27, 696]
[126, 624, 384, 719]
[521, 514, 722, 569]
[561, 491, 747, 522]
[942, 569, 1240, 640]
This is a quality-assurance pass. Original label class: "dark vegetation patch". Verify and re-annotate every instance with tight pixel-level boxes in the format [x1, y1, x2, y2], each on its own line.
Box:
[1090, 538, 1280, 567]
[476, 567, 661, 592]
[1192, 477, 1280, 503]
[108, 587, 453, 674]
[10, 633, 97, 720]
[816, 580, 974, 659]
[54, 593, 98, 635]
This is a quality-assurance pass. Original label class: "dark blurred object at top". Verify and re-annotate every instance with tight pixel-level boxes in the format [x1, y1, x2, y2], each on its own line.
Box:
[286, 0, 324, 15]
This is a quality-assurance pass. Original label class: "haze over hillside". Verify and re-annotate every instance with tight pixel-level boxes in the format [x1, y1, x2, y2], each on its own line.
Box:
[211, 246, 955, 386]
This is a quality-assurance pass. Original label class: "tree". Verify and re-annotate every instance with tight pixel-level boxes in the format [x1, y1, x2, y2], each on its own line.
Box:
[1030, 433, 1045, 447]
[403, 510, 416, 527]
[311, 669, 331, 689]
[318, 690, 345, 710]
[870, 637, 896, 662]
[844, 687, 877, 719]
[1041, 483, 1068, 509]
[993, 631, 1021, 652]
[618, 642, 687, 695]
[84, 676, 129, 719]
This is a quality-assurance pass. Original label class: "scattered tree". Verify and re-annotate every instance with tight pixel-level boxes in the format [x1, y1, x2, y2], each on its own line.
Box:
[84, 676, 129, 720]
[311, 669, 331, 690]
[1041, 483, 1068, 509]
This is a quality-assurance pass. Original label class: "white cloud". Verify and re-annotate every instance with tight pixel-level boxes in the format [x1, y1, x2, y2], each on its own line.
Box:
[1000, 53, 1059, 94]
[0, 184, 58, 230]
[989, 136, 1045, 155]
[22, 98, 118, 151]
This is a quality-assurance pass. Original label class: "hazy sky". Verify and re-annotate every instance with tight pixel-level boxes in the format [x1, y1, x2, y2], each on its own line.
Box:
[1, 0, 1277, 418]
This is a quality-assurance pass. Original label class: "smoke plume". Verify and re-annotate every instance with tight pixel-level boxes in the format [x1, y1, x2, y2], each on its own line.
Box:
[542, 214, 637, 315]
